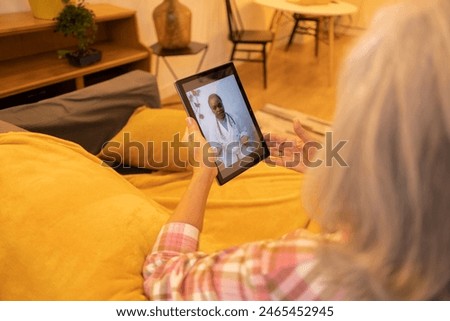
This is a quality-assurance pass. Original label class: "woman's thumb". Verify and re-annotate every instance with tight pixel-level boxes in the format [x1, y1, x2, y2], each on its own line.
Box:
[186, 117, 198, 132]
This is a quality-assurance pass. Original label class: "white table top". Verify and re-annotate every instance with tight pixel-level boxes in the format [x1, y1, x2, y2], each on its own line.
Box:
[254, 0, 358, 17]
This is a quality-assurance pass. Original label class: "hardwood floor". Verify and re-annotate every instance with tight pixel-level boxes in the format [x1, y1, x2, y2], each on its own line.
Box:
[163, 32, 360, 124]
[236, 33, 359, 122]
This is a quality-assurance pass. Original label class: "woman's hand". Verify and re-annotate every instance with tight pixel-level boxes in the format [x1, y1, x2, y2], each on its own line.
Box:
[184, 117, 218, 179]
[169, 118, 217, 231]
[264, 119, 320, 173]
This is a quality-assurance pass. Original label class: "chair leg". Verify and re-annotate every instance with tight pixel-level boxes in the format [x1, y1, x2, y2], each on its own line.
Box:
[230, 43, 237, 61]
[314, 20, 320, 57]
[262, 44, 267, 89]
[285, 19, 300, 51]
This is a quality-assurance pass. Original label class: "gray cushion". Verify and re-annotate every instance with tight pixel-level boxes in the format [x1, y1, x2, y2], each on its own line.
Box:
[0, 70, 160, 154]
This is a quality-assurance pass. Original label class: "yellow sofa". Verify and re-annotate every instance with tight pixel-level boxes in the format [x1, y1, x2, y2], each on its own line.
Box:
[0, 71, 315, 300]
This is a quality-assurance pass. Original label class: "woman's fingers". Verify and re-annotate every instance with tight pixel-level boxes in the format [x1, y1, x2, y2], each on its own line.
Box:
[293, 118, 313, 144]
[185, 117, 217, 173]
[263, 119, 320, 173]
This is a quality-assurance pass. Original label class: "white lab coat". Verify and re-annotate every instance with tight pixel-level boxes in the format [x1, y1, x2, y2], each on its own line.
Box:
[212, 113, 248, 167]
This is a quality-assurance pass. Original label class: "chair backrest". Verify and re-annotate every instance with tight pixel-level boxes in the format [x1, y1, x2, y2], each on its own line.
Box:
[225, 0, 244, 41]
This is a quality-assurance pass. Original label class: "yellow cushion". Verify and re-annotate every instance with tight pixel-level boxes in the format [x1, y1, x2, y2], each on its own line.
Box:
[125, 163, 314, 253]
[98, 107, 190, 172]
[0, 132, 168, 300]
[111, 107, 319, 252]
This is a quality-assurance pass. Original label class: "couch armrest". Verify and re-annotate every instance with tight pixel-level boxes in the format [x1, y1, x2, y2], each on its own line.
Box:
[0, 70, 160, 154]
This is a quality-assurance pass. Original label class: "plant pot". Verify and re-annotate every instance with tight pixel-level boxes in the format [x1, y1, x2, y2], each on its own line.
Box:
[66, 49, 102, 67]
[28, 0, 65, 20]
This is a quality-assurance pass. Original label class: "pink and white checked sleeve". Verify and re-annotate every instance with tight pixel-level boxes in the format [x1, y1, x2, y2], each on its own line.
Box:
[143, 223, 331, 300]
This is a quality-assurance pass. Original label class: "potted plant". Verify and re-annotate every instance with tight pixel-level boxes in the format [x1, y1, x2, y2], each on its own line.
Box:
[54, 0, 101, 67]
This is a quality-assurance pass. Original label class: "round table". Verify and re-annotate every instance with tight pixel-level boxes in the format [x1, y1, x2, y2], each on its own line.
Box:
[254, 0, 358, 84]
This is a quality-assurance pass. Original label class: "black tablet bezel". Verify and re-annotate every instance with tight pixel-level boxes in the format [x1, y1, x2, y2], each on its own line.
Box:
[174, 62, 270, 185]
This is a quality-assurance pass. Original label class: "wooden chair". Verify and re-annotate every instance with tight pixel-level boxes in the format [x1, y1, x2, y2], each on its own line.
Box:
[285, 13, 321, 56]
[225, 0, 274, 88]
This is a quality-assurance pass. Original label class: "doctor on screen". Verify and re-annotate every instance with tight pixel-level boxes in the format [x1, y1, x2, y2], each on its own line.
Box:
[207, 93, 250, 167]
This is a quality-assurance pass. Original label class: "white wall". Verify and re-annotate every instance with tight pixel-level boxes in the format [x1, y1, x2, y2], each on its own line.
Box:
[344, 0, 403, 29]
[0, 0, 402, 98]
[86, 0, 232, 98]
[87, 0, 271, 97]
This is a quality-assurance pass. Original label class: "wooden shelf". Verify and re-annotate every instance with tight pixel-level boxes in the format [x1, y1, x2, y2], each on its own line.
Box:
[0, 4, 136, 36]
[0, 43, 149, 97]
[0, 3, 151, 101]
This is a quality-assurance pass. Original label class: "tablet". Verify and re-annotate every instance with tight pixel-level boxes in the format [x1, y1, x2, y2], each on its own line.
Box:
[174, 62, 270, 185]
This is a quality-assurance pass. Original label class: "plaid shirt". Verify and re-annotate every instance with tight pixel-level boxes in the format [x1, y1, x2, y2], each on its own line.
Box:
[143, 222, 342, 300]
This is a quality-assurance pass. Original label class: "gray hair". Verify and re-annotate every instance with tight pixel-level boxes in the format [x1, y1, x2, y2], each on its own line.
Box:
[304, 0, 450, 299]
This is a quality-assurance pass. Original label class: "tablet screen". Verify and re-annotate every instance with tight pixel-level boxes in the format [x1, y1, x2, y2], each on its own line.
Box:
[174, 62, 270, 185]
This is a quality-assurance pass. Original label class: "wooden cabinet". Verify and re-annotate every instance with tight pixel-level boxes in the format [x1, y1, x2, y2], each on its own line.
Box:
[0, 4, 151, 106]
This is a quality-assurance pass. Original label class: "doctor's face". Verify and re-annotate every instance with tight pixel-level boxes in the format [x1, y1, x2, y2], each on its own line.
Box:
[209, 95, 225, 120]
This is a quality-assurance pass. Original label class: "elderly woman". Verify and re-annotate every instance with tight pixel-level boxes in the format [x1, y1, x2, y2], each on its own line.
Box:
[143, 0, 450, 300]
